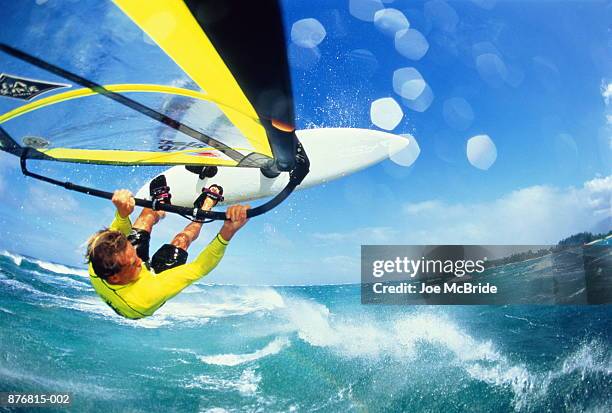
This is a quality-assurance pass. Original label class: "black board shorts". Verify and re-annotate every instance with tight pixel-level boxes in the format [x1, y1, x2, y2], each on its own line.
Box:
[127, 229, 188, 274]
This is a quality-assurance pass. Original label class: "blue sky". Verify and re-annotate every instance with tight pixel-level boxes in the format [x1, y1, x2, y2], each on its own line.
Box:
[0, 0, 610, 285]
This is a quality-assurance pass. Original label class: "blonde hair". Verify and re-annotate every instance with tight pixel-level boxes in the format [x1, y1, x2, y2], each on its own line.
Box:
[86, 229, 129, 279]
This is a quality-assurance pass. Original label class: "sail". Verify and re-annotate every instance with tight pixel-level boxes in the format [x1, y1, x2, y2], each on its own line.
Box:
[0, 0, 296, 169]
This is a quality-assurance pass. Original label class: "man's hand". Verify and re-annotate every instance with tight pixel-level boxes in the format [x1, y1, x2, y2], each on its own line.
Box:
[219, 204, 250, 241]
[112, 189, 135, 218]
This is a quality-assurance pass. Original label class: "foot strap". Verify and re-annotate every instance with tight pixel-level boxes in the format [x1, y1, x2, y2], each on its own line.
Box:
[194, 185, 224, 209]
[150, 175, 172, 208]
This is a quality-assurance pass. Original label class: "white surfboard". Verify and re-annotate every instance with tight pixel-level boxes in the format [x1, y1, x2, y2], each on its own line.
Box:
[136, 128, 409, 206]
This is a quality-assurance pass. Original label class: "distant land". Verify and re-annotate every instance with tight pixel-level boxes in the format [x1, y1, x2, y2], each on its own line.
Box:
[485, 230, 612, 269]
[557, 230, 612, 246]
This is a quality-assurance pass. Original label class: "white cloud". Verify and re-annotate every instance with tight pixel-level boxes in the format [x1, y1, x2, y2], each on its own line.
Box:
[321, 255, 360, 274]
[403, 200, 443, 215]
[401, 176, 612, 244]
[602, 81, 612, 105]
[583, 176, 612, 215]
[312, 226, 400, 244]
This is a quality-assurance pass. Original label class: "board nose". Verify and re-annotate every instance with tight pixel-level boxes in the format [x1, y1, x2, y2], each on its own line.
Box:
[332, 128, 410, 160]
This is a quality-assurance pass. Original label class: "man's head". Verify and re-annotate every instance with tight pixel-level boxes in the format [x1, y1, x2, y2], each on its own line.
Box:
[86, 230, 142, 284]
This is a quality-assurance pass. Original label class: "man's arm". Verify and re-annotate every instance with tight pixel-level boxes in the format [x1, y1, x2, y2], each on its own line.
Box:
[129, 205, 250, 311]
[109, 189, 134, 235]
[219, 203, 249, 241]
[167, 207, 249, 282]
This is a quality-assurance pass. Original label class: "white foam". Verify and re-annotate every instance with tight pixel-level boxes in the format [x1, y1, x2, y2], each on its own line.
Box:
[60, 296, 120, 314]
[465, 363, 537, 409]
[0, 270, 130, 320]
[559, 340, 612, 376]
[291, 18, 326, 48]
[467, 134, 497, 170]
[0, 277, 55, 299]
[1, 250, 23, 266]
[0, 366, 116, 399]
[275, 298, 605, 410]
[59, 296, 191, 329]
[279, 299, 394, 357]
[0, 306, 15, 315]
[107, 287, 288, 329]
[187, 368, 261, 396]
[394, 313, 501, 361]
[12, 252, 114, 286]
[23, 269, 91, 291]
[32, 259, 89, 278]
[30, 286, 607, 410]
[503, 314, 540, 328]
[198, 337, 290, 366]
[24, 286, 285, 329]
[162, 287, 285, 319]
[465, 339, 612, 410]
[23, 290, 173, 329]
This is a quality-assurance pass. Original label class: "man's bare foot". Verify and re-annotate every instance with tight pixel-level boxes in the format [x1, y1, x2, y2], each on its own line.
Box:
[202, 185, 222, 211]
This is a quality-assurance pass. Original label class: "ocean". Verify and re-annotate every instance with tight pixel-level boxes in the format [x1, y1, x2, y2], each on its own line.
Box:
[0, 250, 610, 412]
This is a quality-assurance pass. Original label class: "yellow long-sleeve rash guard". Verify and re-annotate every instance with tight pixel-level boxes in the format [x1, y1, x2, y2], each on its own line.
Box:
[88, 212, 228, 319]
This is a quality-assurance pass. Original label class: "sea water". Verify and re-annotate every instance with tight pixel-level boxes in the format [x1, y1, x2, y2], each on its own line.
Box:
[0, 251, 610, 412]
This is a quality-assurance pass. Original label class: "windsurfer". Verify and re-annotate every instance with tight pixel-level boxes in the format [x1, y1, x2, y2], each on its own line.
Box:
[86, 185, 248, 319]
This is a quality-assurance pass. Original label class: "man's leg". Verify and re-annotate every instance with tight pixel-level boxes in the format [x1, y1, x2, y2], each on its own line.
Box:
[146, 219, 203, 274]
[132, 208, 164, 232]
[170, 220, 203, 251]
[170, 185, 221, 250]
[127, 209, 164, 263]
[149, 186, 221, 273]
